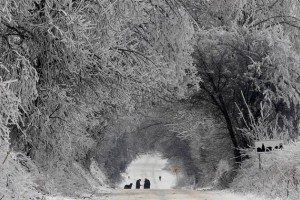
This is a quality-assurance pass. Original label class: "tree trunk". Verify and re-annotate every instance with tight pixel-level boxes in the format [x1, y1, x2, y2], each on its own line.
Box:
[218, 95, 242, 166]
[223, 110, 242, 165]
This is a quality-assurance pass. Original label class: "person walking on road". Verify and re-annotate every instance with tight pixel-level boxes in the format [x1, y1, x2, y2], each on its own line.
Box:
[136, 179, 141, 189]
[159, 176, 161, 181]
[144, 178, 150, 189]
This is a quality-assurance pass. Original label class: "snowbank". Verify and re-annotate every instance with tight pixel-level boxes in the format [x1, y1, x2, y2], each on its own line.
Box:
[0, 138, 110, 199]
[90, 159, 108, 187]
[207, 190, 282, 200]
[46, 159, 110, 198]
[0, 140, 44, 200]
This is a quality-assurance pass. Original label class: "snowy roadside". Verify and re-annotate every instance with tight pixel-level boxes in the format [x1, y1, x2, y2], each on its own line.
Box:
[46, 188, 111, 200]
[46, 195, 109, 200]
[205, 190, 282, 200]
[195, 187, 282, 200]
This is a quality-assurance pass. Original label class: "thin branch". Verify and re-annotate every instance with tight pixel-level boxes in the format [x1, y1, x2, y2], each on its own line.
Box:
[251, 15, 300, 28]
[48, 116, 67, 122]
[49, 105, 61, 118]
[2, 149, 11, 164]
[1, 19, 33, 39]
[274, 21, 300, 29]
[268, 0, 284, 10]
[115, 47, 158, 67]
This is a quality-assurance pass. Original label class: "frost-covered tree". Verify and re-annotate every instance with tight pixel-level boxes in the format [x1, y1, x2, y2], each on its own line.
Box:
[190, 0, 300, 164]
[0, 0, 198, 193]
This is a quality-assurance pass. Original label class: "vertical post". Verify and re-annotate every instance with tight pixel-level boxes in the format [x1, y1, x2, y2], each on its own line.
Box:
[258, 154, 262, 170]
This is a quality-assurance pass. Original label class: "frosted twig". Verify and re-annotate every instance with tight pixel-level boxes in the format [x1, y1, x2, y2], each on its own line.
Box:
[0, 79, 18, 86]
[2, 149, 11, 164]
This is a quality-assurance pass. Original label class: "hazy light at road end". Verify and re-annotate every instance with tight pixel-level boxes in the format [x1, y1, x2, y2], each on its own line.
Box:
[119, 153, 177, 189]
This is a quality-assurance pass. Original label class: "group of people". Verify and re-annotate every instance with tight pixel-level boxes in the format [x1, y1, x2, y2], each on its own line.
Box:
[135, 178, 150, 189]
[124, 176, 162, 189]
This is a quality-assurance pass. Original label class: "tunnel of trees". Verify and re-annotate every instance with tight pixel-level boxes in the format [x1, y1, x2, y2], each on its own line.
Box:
[1, 0, 300, 197]
[91, 104, 234, 188]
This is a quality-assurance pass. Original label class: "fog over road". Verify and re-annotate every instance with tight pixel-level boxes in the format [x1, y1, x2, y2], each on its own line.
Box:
[118, 154, 177, 189]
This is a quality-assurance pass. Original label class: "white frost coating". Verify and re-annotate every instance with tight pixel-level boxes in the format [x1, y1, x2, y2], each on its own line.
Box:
[72, 162, 107, 190]
[206, 190, 282, 200]
[90, 159, 107, 187]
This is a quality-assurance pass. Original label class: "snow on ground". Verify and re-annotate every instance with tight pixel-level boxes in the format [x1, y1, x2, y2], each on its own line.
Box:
[207, 190, 283, 200]
[118, 153, 177, 189]
[196, 188, 281, 200]
[46, 152, 290, 200]
[230, 141, 300, 199]
[108, 189, 281, 200]
[46, 188, 111, 200]
[47, 197, 79, 200]
[45, 161, 111, 200]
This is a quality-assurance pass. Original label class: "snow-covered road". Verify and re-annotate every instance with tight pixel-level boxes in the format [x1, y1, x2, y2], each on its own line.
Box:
[48, 189, 274, 200]
[108, 189, 218, 200]
[107, 189, 270, 200]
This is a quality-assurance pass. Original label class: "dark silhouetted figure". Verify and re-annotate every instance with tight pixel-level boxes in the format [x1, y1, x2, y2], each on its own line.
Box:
[124, 183, 133, 189]
[159, 176, 161, 181]
[136, 179, 141, 189]
[257, 143, 266, 152]
[261, 143, 265, 151]
[144, 178, 150, 189]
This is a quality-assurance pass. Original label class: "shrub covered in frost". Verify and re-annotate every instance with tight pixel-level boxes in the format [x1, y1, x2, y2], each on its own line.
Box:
[231, 142, 300, 200]
[0, 142, 45, 200]
[213, 160, 234, 189]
